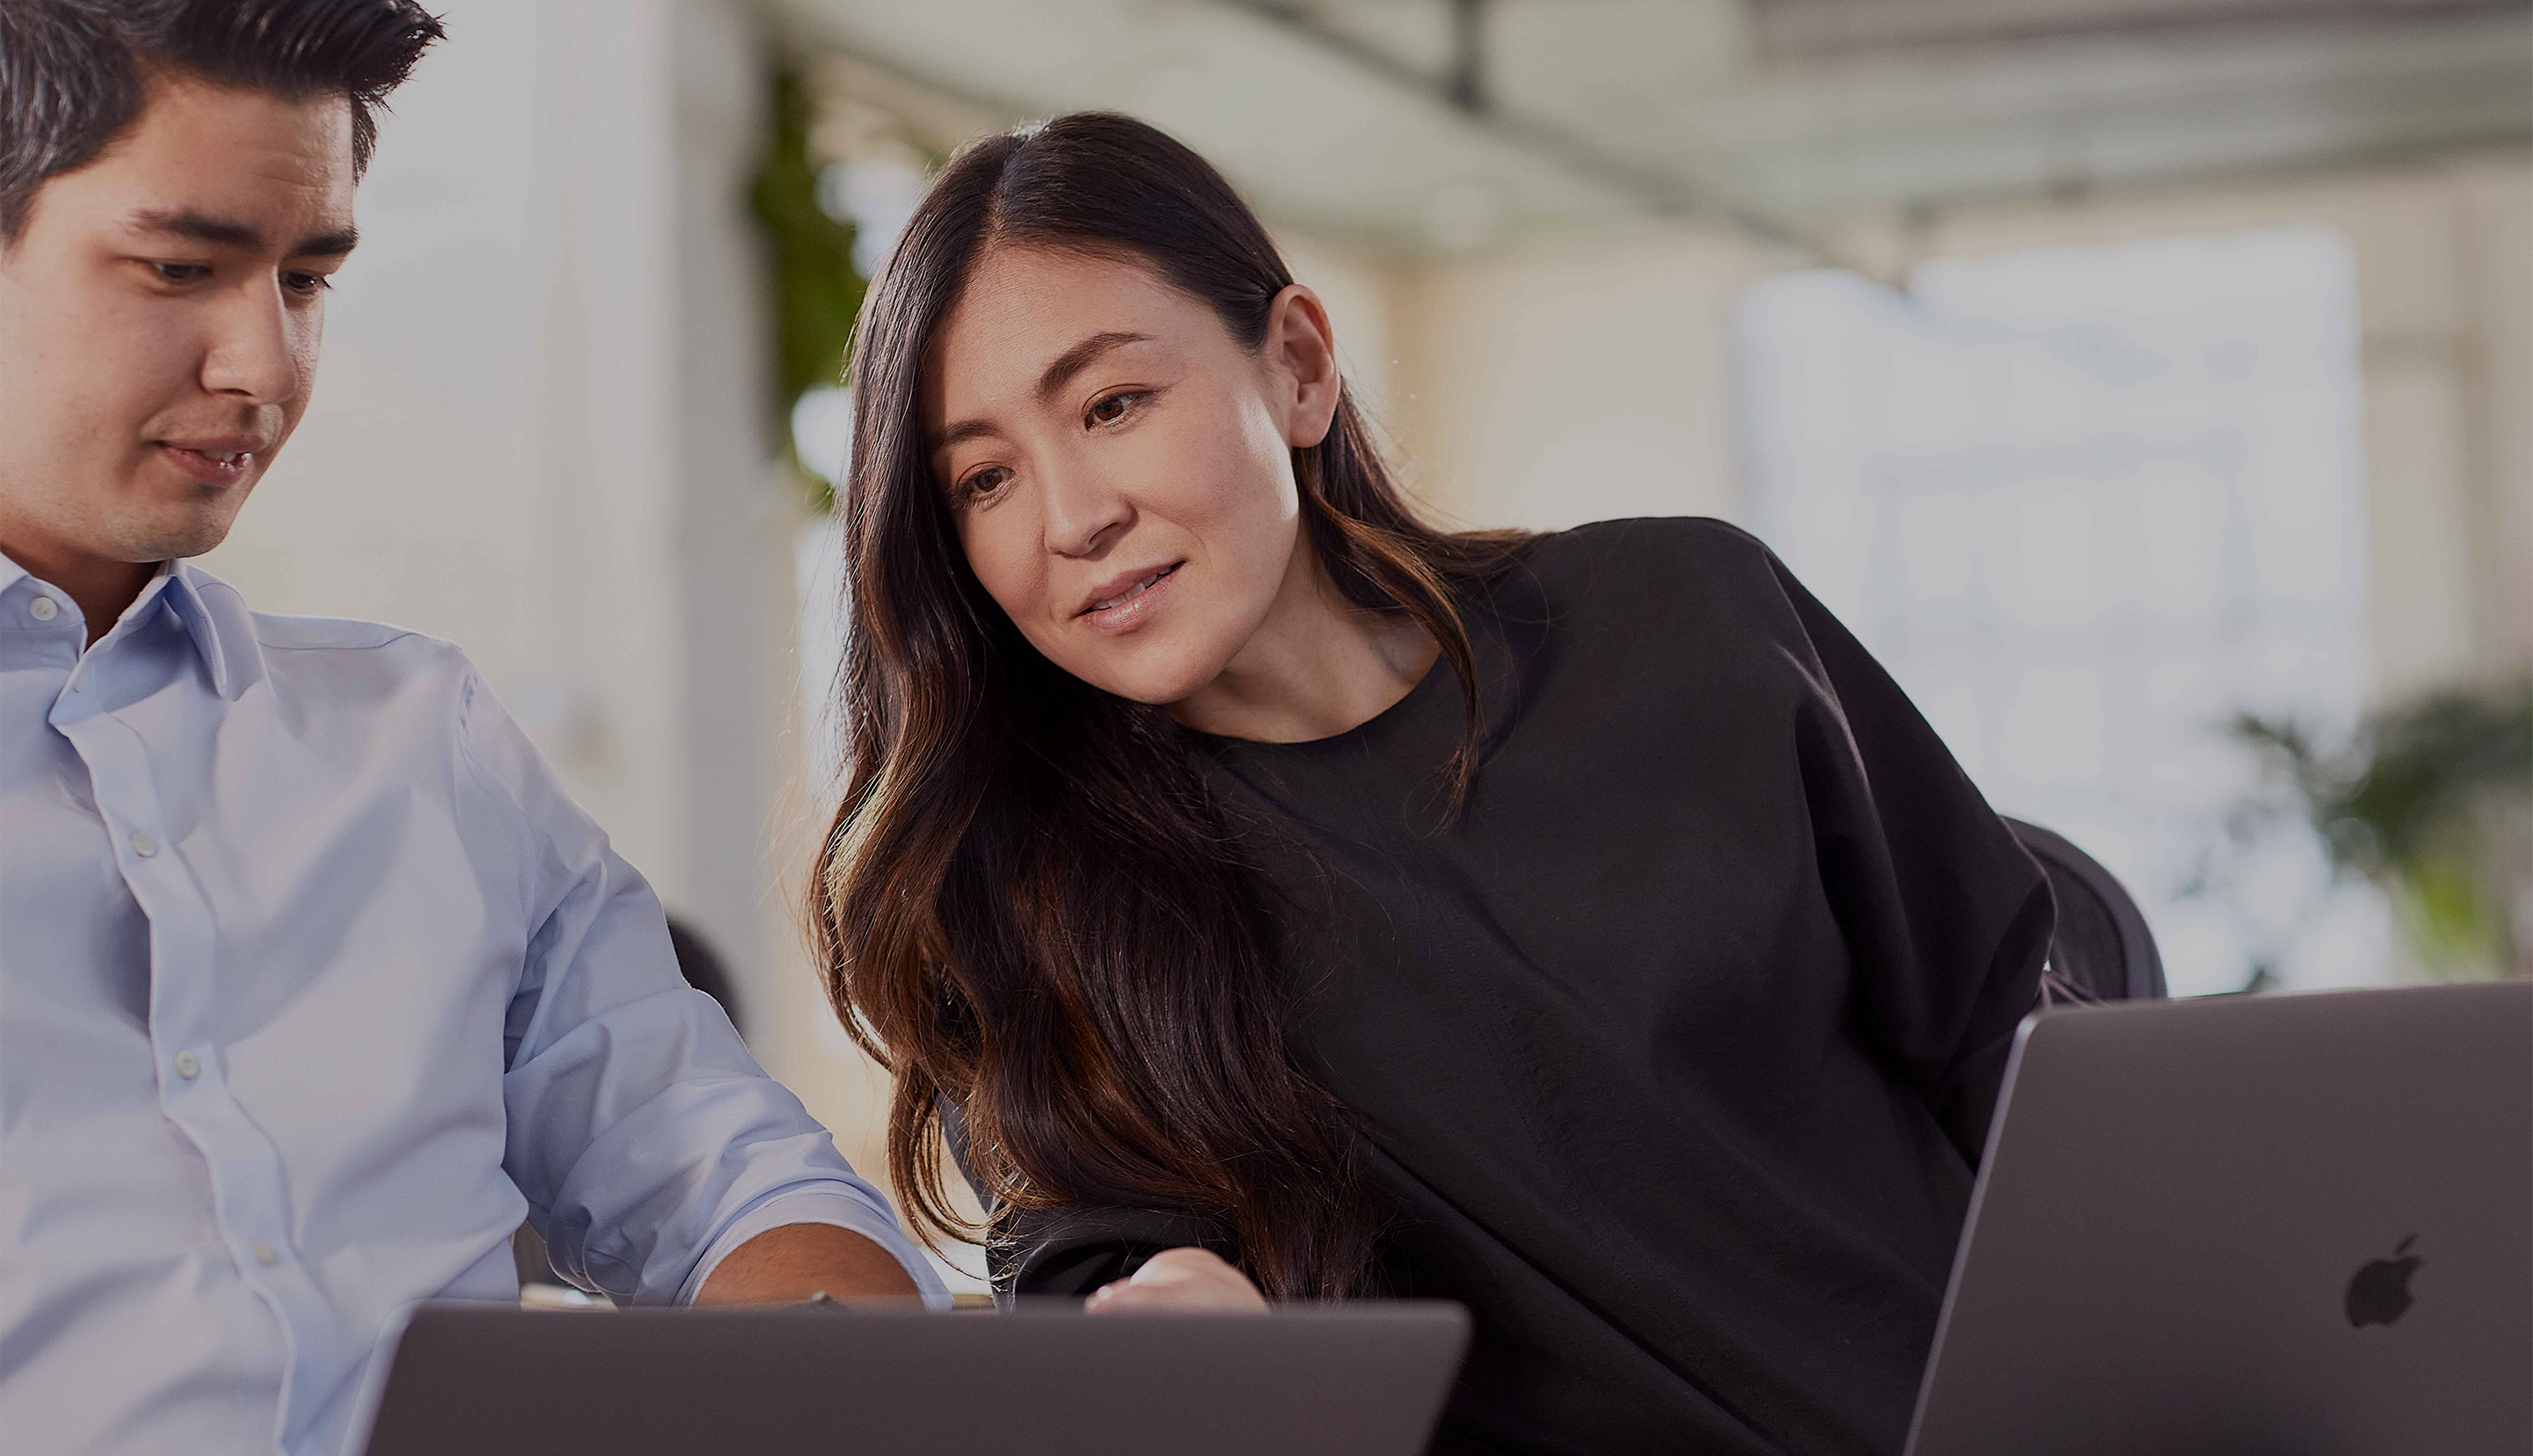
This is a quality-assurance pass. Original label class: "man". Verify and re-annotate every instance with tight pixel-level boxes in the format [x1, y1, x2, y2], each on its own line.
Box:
[0, 4, 943, 1453]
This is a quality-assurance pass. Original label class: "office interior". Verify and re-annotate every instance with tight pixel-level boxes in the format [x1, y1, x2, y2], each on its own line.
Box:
[196, 0, 2533, 1296]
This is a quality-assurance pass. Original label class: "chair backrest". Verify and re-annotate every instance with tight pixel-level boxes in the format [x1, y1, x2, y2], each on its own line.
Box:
[2002, 819, 2167, 1003]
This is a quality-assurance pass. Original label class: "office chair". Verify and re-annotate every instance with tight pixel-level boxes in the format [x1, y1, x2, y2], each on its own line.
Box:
[2004, 819, 2167, 1006]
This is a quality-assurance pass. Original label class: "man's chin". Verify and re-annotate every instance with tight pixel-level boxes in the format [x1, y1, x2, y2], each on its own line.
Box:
[115, 501, 251, 565]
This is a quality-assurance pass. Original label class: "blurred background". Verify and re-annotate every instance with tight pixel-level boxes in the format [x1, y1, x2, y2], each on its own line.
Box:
[200, 0, 2531, 1288]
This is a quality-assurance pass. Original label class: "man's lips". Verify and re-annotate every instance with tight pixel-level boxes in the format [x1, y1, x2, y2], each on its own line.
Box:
[153, 438, 266, 487]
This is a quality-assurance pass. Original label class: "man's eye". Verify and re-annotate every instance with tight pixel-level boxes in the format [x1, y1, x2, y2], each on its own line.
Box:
[150, 262, 212, 285]
[1086, 391, 1146, 427]
[281, 272, 332, 297]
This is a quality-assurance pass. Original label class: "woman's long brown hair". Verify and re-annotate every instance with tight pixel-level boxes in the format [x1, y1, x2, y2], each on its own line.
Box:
[807, 112, 1529, 1299]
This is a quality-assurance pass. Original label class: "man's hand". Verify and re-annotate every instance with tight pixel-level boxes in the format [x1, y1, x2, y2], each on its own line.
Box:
[1083, 1247, 1268, 1314]
[692, 1223, 922, 1306]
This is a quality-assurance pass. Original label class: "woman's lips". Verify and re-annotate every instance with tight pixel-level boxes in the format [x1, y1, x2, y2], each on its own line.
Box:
[1077, 561, 1182, 637]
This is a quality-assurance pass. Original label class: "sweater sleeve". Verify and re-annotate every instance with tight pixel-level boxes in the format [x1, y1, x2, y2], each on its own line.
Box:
[938, 1097, 1237, 1299]
[1763, 549, 2056, 1166]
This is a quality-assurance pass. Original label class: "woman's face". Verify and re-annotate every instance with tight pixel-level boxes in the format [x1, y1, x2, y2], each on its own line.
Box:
[923, 244, 1339, 706]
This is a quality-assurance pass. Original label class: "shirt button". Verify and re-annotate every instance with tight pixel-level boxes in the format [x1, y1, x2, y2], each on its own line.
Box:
[173, 1051, 201, 1079]
[28, 596, 59, 622]
[250, 1241, 278, 1265]
[130, 832, 157, 858]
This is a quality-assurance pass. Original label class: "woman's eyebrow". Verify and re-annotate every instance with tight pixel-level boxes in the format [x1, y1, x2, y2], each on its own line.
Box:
[1035, 330, 1153, 403]
[933, 418, 999, 452]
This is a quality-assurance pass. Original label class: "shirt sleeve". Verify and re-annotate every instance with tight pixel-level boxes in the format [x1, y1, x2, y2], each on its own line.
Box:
[456, 670, 946, 1307]
[1765, 550, 2056, 1167]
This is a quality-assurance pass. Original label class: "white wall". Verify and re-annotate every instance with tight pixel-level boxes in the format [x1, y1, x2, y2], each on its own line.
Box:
[1884, 154, 2533, 695]
[1384, 155, 2533, 696]
[1387, 227, 1765, 531]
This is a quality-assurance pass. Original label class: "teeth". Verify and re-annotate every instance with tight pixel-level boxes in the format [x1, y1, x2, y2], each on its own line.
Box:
[1091, 568, 1169, 613]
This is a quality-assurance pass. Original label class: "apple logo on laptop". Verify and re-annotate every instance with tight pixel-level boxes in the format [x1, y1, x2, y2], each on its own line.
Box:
[2345, 1235, 2421, 1328]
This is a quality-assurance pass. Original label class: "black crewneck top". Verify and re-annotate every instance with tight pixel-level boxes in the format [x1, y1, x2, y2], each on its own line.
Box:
[982, 518, 2053, 1455]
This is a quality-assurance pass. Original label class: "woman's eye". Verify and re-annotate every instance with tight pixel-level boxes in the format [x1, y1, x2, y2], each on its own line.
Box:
[1085, 391, 1145, 428]
[954, 466, 1011, 504]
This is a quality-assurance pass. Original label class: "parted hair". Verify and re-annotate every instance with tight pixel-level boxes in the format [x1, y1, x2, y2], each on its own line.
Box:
[807, 112, 1529, 1299]
[0, 0, 443, 240]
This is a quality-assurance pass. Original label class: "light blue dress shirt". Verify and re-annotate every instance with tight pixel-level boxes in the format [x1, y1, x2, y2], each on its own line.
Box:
[0, 555, 945, 1456]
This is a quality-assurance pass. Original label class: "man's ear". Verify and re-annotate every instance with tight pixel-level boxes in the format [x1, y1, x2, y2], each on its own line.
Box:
[1263, 284, 1340, 450]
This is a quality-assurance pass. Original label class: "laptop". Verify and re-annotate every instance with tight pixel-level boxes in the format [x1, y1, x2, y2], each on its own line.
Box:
[357, 1298, 1467, 1456]
[1908, 980, 2532, 1456]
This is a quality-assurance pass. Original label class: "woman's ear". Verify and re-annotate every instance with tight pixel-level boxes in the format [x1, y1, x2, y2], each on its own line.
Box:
[1262, 284, 1341, 450]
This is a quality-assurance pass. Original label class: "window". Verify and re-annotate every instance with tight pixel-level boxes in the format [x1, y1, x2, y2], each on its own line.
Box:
[1737, 229, 2386, 995]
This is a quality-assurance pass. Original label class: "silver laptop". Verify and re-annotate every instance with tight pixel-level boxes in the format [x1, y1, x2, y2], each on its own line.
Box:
[357, 1299, 1467, 1456]
[1909, 980, 2531, 1456]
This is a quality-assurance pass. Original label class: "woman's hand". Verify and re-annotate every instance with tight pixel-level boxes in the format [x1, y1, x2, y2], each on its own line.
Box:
[1083, 1246, 1268, 1314]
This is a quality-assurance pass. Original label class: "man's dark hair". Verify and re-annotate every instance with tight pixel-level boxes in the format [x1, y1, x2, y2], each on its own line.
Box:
[0, 0, 443, 241]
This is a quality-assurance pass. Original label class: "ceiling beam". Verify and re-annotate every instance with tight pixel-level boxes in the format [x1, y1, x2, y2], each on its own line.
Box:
[1209, 0, 1897, 282]
[1446, 0, 1486, 113]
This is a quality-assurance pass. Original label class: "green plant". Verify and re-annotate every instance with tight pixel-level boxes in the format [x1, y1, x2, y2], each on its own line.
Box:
[749, 58, 864, 513]
[2230, 680, 2533, 980]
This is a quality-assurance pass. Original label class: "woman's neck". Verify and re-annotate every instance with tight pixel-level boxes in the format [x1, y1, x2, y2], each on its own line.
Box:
[1167, 538, 1440, 744]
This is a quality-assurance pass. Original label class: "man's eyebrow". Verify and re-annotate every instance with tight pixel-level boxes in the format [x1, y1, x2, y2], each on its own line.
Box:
[1036, 330, 1153, 403]
[125, 208, 359, 257]
[292, 225, 360, 258]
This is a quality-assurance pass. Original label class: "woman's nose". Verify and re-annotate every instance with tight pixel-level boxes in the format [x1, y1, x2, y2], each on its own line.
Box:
[1041, 462, 1134, 559]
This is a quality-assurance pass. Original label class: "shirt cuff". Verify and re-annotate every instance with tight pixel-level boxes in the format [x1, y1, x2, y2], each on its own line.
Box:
[675, 1186, 952, 1309]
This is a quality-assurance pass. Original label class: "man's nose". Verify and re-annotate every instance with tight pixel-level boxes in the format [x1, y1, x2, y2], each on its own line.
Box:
[199, 280, 303, 405]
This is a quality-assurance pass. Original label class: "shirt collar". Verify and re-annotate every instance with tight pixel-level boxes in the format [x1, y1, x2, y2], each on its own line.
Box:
[0, 553, 261, 700]
[161, 558, 265, 702]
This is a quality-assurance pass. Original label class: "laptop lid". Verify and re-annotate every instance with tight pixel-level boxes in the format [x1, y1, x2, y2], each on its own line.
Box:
[358, 1299, 1469, 1456]
[1908, 981, 2532, 1456]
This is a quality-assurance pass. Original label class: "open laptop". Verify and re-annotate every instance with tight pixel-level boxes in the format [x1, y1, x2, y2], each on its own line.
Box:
[1908, 979, 2532, 1456]
[356, 1299, 1467, 1456]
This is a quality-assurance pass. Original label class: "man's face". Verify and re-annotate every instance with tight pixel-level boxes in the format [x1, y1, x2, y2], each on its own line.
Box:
[0, 75, 357, 574]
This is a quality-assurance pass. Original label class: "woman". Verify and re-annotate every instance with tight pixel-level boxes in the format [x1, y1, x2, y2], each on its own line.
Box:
[810, 112, 2053, 1455]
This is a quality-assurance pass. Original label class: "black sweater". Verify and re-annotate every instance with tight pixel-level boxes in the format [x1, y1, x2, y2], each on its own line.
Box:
[976, 519, 2054, 1454]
